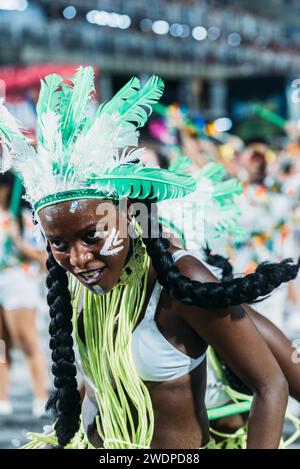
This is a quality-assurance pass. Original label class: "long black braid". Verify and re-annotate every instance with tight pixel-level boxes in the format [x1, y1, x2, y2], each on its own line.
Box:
[203, 244, 234, 282]
[45, 244, 81, 448]
[141, 206, 298, 394]
[140, 201, 299, 308]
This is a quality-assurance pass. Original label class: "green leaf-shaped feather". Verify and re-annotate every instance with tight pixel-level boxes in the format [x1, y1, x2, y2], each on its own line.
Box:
[58, 82, 73, 122]
[36, 73, 62, 117]
[60, 66, 95, 148]
[96, 76, 140, 117]
[117, 75, 165, 128]
[212, 179, 243, 204]
[88, 164, 196, 201]
[168, 152, 192, 174]
[195, 162, 225, 183]
[36, 73, 63, 145]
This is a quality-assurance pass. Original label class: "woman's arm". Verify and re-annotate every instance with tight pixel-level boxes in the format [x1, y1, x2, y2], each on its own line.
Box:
[244, 304, 300, 403]
[174, 255, 289, 449]
[9, 218, 47, 270]
[14, 239, 47, 270]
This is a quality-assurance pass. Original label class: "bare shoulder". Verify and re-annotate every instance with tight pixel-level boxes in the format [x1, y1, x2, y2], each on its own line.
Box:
[168, 246, 219, 284]
[166, 245, 245, 323]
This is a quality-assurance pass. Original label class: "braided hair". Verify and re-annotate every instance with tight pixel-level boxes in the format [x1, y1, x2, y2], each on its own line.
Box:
[203, 245, 234, 282]
[45, 244, 81, 448]
[140, 201, 299, 308]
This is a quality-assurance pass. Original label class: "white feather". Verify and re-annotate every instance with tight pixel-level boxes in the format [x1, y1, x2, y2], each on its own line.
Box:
[0, 99, 35, 173]
[39, 110, 62, 156]
[114, 147, 146, 166]
[0, 98, 26, 140]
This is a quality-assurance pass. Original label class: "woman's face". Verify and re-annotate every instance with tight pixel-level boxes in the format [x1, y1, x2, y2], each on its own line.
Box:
[39, 199, 131, 294]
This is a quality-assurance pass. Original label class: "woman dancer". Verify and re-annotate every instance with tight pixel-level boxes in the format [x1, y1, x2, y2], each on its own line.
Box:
[0, 171, 48, 417]
[0, 67, 299, 449]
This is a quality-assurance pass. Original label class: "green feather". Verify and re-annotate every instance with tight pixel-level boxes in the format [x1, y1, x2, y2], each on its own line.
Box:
[58, 82, 73, 121]
[117, 76, 165, 128]
[168, 154, 191, 173]
[88, 164, 196, 201]
[213, 208, 246, 242]
[60, 66, 95, 148]
[96, 76, 140, 117]
[36, 73, 63, 145]
[212, 179, 243, 204]
[195, 162, 225, 183]
[36, 73, 62, 117]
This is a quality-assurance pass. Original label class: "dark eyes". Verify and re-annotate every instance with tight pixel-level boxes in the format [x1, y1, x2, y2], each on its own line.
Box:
[51, 240, 67, 250]
[50, 230, 104, 251]
[83, 231, 102, 244]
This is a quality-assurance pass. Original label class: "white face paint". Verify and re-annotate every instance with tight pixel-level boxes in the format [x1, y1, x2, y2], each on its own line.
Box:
[70, 200, 79, 213]
[99, 227, 124, 256]
[43, 213, 53, 222]
[90, 285, 105, 296]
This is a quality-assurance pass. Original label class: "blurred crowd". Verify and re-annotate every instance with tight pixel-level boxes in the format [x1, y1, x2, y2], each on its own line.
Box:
[141, 103, 300, 337]
[2, 0, 300, 73]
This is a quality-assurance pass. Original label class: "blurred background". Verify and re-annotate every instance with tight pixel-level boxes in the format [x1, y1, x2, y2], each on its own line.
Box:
[3, 0, 300, 131]
[3, 0, 300, 134]
[1, 0, 300, 449]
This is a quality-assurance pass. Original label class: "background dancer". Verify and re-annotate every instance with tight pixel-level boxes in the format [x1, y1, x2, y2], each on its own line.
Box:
[0, 172, 48, 417]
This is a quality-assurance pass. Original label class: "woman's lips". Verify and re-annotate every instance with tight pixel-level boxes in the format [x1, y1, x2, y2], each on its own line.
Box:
[77, 268, 105, 286]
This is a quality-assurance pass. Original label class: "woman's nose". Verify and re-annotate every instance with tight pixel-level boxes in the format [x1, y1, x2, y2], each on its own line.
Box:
[69, 244, 94, 270]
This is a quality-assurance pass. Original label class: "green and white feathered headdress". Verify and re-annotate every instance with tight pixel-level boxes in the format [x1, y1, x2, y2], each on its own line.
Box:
[160, 160, 246, 243]
[0, 66, 195, 213]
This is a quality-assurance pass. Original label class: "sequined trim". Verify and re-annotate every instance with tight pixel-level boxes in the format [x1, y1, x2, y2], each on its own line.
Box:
[34, 189, 118, 213]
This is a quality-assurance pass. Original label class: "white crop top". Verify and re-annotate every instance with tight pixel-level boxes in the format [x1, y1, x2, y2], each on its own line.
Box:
[131, 250, 206, 382]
